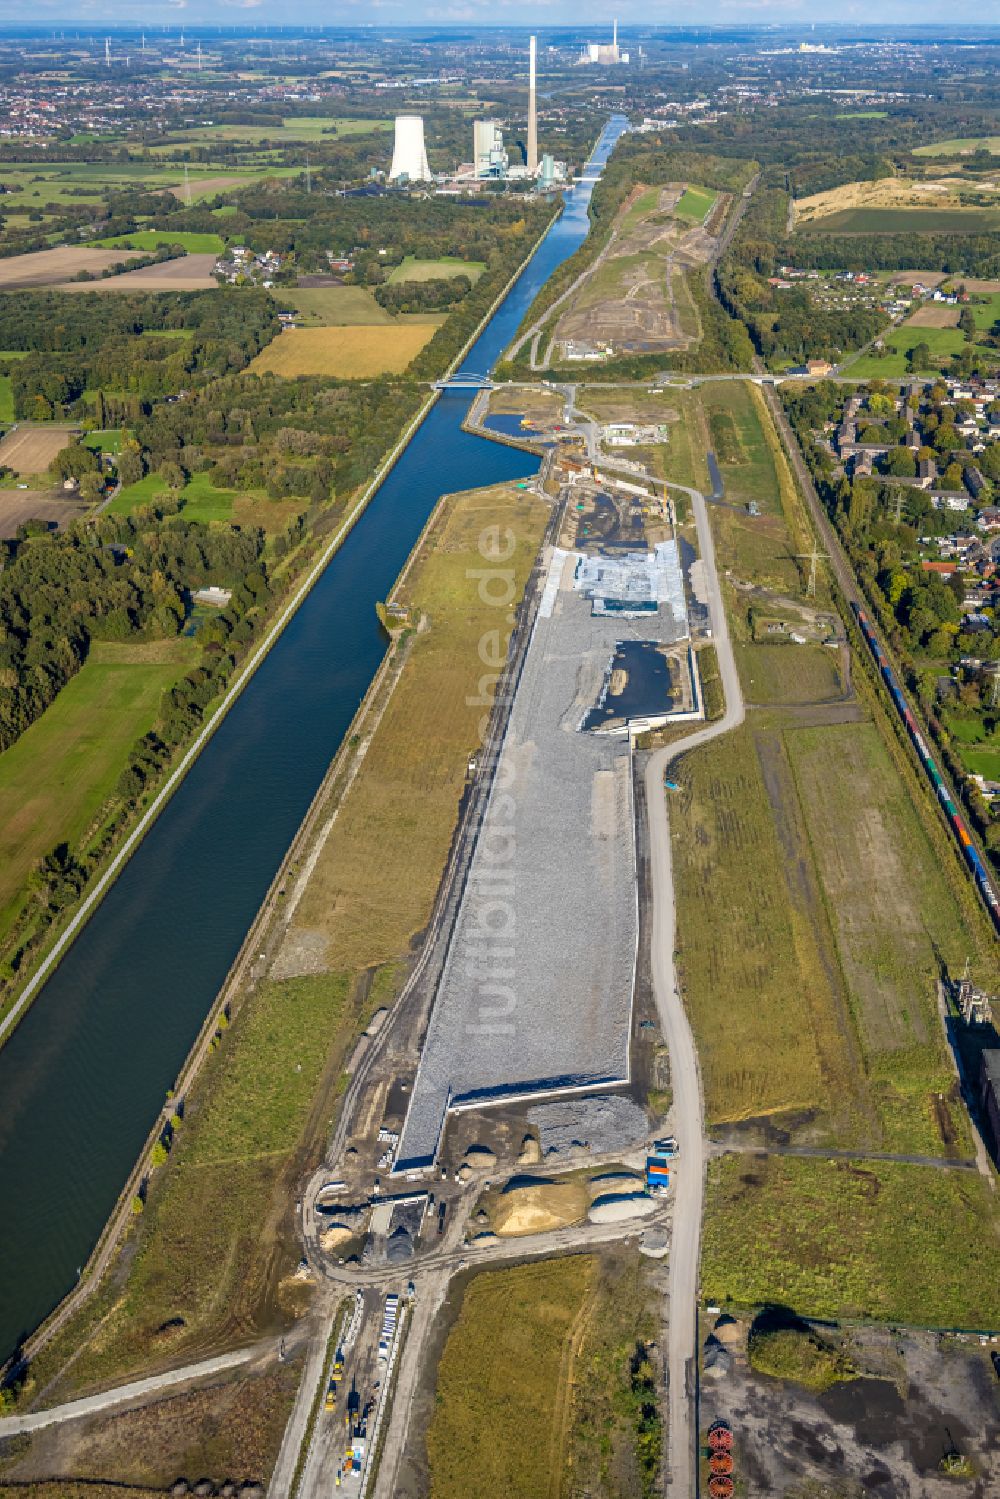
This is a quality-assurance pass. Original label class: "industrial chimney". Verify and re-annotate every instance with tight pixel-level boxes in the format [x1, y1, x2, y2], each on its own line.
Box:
[527, 35, 538, 174]
[389, 115, 432, 182]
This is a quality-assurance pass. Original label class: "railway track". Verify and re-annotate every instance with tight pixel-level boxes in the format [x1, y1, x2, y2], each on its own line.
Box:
[761, 380, 1000, 934]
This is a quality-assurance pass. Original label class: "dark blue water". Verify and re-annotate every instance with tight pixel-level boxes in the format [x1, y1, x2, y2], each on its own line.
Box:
[0, 117, 628, 1361]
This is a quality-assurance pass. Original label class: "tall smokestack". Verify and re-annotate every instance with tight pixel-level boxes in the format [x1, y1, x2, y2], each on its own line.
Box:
[613, 16, 618, 49]
[527, 35, 538, 175]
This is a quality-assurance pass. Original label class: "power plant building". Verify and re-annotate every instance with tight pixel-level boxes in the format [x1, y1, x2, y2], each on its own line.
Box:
[389, 114, 432, 182]
[581, 19, 629, 65]
[473, 118, 507, 178]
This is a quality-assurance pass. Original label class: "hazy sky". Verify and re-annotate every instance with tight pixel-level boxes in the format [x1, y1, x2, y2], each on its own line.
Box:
[0, 2, 993, 27]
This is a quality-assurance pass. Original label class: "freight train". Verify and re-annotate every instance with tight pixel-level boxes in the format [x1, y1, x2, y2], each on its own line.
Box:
[852, 603, 1000, 933]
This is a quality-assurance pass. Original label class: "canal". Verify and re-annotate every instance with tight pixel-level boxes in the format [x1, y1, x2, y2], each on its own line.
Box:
[0, 116, 627, 1361]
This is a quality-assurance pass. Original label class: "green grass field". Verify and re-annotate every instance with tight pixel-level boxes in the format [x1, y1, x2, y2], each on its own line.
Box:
[277, 287, 392, 326]
[83, 429, 128, 454]
[107, 473, 170, 515]
[956, 745, 1000, 779]
[427, 1258, 596, 1499]
[703, 1154, 1000, 1328]
[178, 471, 235, 524]
[111, 471, 234, 522]
[0, 639, 193, 943]
[674, 184, 717, 223]
[0, 376, 12, 425]
[914, 135, 1000, 157]
[386, 255, 485, 285]
[843, 321, 985, 378]
[804, 206, 1000, 234]
[166, 116, 390, 144]
[427, 1252, 661, 1497]
[835, 110, 889, 119]
[93, 231, 226, 254]
[667, 384, 989, 1155]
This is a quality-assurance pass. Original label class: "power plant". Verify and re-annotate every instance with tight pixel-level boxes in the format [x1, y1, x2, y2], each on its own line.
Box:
[390, 42, 564, 190]
[389, 114, 432, 183]
[473, 118, 506, 179]
[581, 18, 629, 65]
[527, 34, 539, 175]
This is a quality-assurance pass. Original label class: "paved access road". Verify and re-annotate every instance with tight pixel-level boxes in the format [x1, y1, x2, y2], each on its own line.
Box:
[0, 1342, 276, 1438]
[644, 480, 745, 1499]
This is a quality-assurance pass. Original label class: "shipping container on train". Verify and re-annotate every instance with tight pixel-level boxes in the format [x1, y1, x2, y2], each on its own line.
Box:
[852, 603, 1000, 932]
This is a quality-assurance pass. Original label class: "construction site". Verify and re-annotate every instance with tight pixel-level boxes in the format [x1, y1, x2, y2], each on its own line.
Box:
[395, 451, 697, 1172]
[548, 183, 726, 362]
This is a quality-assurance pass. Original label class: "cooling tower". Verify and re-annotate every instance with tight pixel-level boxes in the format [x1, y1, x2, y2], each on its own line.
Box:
[389, 115, 432, 182]
[527, 35, 538, 174]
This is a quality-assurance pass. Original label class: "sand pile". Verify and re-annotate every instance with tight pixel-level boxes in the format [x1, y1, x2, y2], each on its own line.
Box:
[492, 1175, 588, 1236]
[588, 1191, 658, 1224]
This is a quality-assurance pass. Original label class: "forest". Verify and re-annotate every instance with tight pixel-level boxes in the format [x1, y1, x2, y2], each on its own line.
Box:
[718, 184, 887, 365]
[0, 514, 264, 753]
[0, 289, 279, 419]
[132, 372, 424, 503]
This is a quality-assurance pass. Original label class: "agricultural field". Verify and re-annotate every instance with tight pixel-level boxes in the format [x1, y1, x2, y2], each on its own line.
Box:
[93, 230, 226, 254]
[793, 175, 1000, 232]
[249, 323, 435, 377]
[0, 489, 88, 538]
[162, 115, 391, 144]
[0, 639, 195, 946]
[56, 254, 219, 292]
[423, 1252, 662, 1499]
[387, 255, 486, 284]
[0, 375, 12, 425]
[0, 245, 143, 289]
[808, 207, 1000, 235]
[276, 286, 393, 326]
[703, 1154, 1000, 1328]
[0, 424, 78, 475]
[914, 135, 1000, 156]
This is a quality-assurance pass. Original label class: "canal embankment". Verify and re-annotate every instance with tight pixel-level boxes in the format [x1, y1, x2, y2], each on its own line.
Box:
[0, 115, 627, 1372]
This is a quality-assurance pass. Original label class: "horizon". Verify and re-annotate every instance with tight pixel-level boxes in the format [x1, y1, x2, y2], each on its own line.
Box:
[2, 17, 1000, 36]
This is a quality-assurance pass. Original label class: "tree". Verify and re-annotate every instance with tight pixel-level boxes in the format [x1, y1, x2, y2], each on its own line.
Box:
[160, 461, 186, 490]
[885, 447, 916, 478]
[51, 442, 98, 482]
[79, 472, 105, 503]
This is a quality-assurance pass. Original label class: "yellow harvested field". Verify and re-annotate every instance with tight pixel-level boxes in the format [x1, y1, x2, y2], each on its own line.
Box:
[0, 425, 79, 475]
[250, 323, 436, 378]
[0, 245, 143, 288]
[904, 304, 960, 328]
[794, 175, 989, 224]
[56, 253, 219, 292]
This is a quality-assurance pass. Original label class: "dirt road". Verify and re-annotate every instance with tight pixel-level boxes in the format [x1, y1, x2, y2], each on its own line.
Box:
[644, 479, 744, 1497]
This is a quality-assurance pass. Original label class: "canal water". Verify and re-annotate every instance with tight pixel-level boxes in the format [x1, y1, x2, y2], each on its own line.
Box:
[0, 116, 627, 1361]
